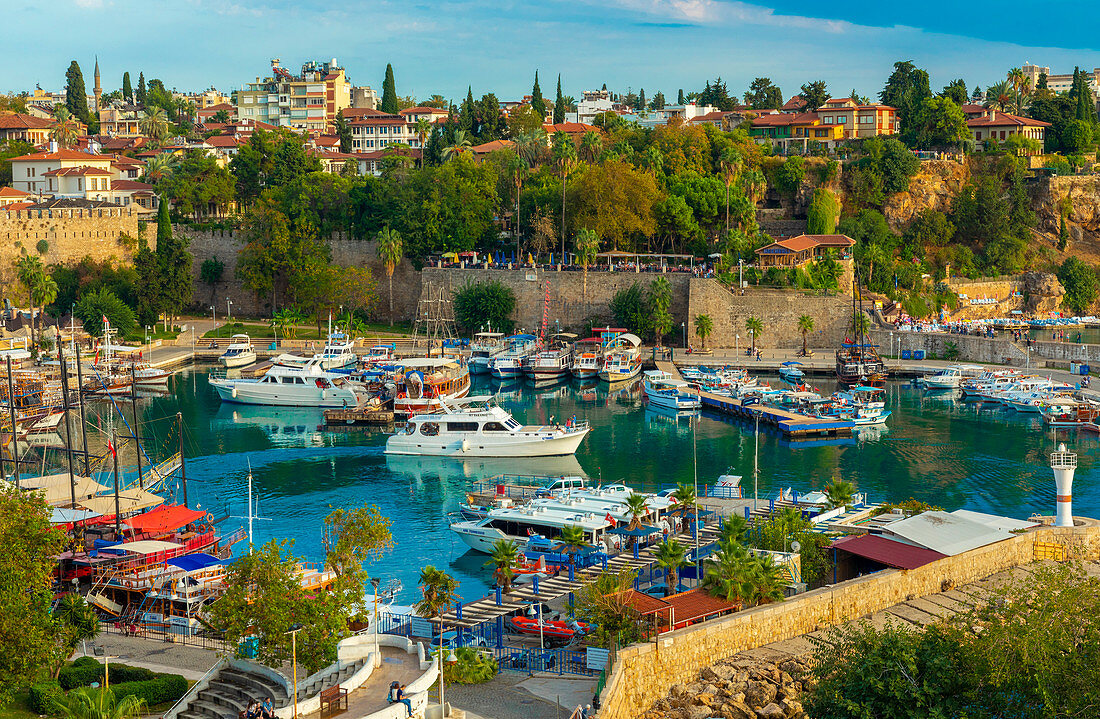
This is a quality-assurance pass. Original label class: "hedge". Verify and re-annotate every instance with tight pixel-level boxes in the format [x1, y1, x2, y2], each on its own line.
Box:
[58, 659, 156, 690]
[110, 674, 189, 706]
[28, 681, 64, 715]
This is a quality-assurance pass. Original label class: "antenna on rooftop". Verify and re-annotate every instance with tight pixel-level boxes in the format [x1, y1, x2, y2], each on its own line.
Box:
[1050, 442, 1077, 528]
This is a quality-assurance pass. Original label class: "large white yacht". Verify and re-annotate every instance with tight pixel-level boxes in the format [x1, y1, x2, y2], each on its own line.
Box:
[219, 334, 257, 368]
[384, 399, 589, 457]
[209, 359, 364, 407]
[468, 332, 507, 375]
[450, 504, 611, 553]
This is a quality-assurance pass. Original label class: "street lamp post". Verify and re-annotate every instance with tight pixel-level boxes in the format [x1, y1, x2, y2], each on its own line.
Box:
[371, 577, 381, 665]
[226, 297, 233, 321]
[681, 322, 686, 349]
[211, 305, 216, 331]
[527, 603, 545, 650]
[286, 625, 303, 719]
[738, 259, 744, 290]
[753, 409, 760, 511]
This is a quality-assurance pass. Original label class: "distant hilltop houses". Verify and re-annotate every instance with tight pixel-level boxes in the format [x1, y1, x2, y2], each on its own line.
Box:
[0, 55, 1096, 218]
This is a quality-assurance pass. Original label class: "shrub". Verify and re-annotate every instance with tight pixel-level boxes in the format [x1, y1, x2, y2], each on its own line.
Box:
[36, 238, 49, 255]
[59, 660, 155, 690]
[452, 280, 516, 333]
[441, 647, 498, 685]
[110, 674, 188, 706]
[28, 681, 64, 714]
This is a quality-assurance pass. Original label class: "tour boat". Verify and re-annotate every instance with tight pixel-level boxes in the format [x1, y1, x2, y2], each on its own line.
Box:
[524, 333, 577, 381]
[598, 333, 642, 382]
[468, 332, 508, 375]
[778, 362, 804, 383]
[1042, 401, 1100, 426]
[385, 398, 589, 457]
[393, 358, 471, 416]
[209, 359, 365, 407]
[362, 344, 397, 365]
[488, 334, 539, 379]
[918, 364, 984, 390]
[218, 334, 257, 368]
[570, 337, 607, 380]
[835, 342, 887, 388]
[449, 503, 610, 553]
[643, 370, 701, 410]
[313, 331, 358, 369]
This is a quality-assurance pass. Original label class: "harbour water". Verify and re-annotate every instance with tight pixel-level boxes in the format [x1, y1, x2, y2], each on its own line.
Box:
[124, 368, 1099, 604]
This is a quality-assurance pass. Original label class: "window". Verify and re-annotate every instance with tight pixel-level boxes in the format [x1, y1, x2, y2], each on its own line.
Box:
[859, 114, 874, 124]
[446, 422, 479, 432]
[837, 116, 847, 124]
[823, 116, 833, 124]
[419, 422, 439, 436]
[505, 419, 522, 430]
[483, 422, 508, 432]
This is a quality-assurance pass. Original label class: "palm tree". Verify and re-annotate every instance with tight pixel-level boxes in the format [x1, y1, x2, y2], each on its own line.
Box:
[720, 147, 743, 233]
[551, 131, 577, 261]
[579, 131, 602, 163]
[375, 227, 403, 326]
[745, 316, 763, 353]
[507, 153, 528, 260]
[484, 539, 518, 593]
[702, 539, 751, 604]
[639, 146, 663, 178]
[54, 689, 145, 719]
[694, 314, 713, 350]
[139, 107, 170, 142]
[32, 273, 58, 349]
[623, 493, 649, 547]
[271, 306, 304, 344]
[414, 118, 432, 166]
[824, 479, 857, 510]
[718, 514, 748, 545]
[742, 168, 766, 206]
[743, 554, 786, 606]
[797, 315, 814, 356]
[514, 129, 547, 167]
[1007, 67, 1025, 113]
[414, 564, 458, 706]
[15, 256, 44, 350]
[143, 153, 177, 183]
[670, 482, 697, 514]
[574, 227, 600, 300]
[983, 80, 1013, 112]
[50, 107, 80, 148]
[653, 539, 687, 597]
[442, 129, 472, 161]
[558, 525, 589, 555]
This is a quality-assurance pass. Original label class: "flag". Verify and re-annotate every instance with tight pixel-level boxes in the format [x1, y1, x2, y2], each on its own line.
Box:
[605, 512, 615, 526]
[107, 438, 116, 456]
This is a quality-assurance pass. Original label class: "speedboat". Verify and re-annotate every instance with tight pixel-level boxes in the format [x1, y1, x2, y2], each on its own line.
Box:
[209, 359, 364, 407]
[778, 361, 804, 383]
[385, 397, 590, 457]
[449, 503, 610, 553]
[643, 370, 701, 410]
[489, 334, 539, 379]
[598, 333, 642, 382]
[468, 332, 507, 375]
[524, 333, 576, 381]
[313, 332, 358, 369]
[918, 364, 983, 390]
[509, 616, 592, 639]
[219, 334, 257, 368]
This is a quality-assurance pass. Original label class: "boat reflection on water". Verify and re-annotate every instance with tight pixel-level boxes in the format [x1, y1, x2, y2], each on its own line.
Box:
[645, 403, 699, 432]
[385, 453, 586, 484]
[211, 405, 328, 447]
[852, 423, 891, 442]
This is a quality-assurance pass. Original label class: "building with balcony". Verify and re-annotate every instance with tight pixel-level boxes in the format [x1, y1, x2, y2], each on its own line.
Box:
[236, 58, 350, 133]
[815, 98, 899, 139]
[0, 113, 58, 145]
[98, 103, 143, 137]
[967, 109, 1050, 153]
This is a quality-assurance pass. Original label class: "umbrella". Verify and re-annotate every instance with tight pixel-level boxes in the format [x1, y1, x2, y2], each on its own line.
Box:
[441, 252, 459, 260]
[781, 361, 802, 367]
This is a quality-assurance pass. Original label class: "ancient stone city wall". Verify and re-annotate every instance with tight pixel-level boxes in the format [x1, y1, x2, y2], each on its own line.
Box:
[597, 524, 1100, 719]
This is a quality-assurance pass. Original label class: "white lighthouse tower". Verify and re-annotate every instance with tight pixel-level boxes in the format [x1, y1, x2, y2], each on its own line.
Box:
[1050, 443, 1077, 528]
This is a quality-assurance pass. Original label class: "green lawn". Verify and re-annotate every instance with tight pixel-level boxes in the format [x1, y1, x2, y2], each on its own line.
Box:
[202, 321, 412, 339]
[0, 691, 37, 719]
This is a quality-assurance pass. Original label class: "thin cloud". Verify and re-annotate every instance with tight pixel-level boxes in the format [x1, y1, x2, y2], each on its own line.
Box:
[603, 0, 852, 33]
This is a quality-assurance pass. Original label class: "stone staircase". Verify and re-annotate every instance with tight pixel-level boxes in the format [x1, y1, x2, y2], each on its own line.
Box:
[294, 658, 368, 702]
[177, 665, 291, 719]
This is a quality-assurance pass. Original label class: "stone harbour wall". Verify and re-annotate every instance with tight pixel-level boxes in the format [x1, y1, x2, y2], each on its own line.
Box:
[596, 524, 1100, 719]
[870, 328, 1100, 370]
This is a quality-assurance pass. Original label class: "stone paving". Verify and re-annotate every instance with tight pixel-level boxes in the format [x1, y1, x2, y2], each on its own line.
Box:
[75, 632, 220, 680]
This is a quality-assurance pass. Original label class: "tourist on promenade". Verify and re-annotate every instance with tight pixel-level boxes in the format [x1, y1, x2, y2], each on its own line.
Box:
[389, 682, 413, 717]
[261, 698, 274, 719]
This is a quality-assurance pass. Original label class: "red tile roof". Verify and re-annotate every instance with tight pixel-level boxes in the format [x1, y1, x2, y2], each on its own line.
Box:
[0, 187, 34, 198]
[111, 180, 155, 191]
[543, 122, 596, 134]
[0, 113, 54, 130]
[621, 588, 740, 623]
[781, 95, 805, 111]
[470, 139, 514, 153]
[832, 533, 947, 570]
[204, 135, 240, 148]
[3, 201, 34, 210]
[399, 106, 448, 115]
[10, 148, 111, 162]
[751, 112, 818, 127]
[761, 234, 856, 253]
[43, 165, 112, 177]
[967, 112, 1051, 128]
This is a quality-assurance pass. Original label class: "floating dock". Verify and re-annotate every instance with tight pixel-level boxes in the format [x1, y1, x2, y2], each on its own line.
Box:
[323, 403, 394, 426]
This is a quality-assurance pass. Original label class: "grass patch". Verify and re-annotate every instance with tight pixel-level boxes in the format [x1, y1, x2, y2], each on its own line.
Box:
[0, 690, 38, 719]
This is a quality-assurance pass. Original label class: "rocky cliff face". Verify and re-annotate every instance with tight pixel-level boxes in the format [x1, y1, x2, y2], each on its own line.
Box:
[1030, 175, 1100, 247]
[1022, 270, 1066, 314]
[881, 160, 970, 230]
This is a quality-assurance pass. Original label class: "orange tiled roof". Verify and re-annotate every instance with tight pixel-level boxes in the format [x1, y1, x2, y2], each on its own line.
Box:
[470, 139, 514, 153]
[543, 122, 596, 133]
[0, 113, 53, 130]
[967, 112, 1051, 128]
[763, 234, 856, 253]
[10, 148, 110, 162]
[43, 165, 112, 177]
[0, 186, 34, 198]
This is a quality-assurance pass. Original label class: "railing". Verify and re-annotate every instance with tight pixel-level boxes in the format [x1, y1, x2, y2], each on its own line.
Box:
[494, 646, 598, 676]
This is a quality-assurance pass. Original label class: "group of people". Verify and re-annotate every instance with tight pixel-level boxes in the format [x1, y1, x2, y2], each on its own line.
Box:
[388, 682, 412, 717]
[244, 698, 274, 719]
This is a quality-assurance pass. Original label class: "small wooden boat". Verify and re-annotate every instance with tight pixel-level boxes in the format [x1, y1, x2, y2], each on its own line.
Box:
[508, 616, 592, 639]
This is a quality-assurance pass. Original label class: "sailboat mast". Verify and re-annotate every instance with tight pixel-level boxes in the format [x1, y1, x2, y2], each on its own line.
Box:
[74, 350, 91, 474]
[59, 342, 77, 507]
[6, 357, 19, 487]
[247, 465, 254, 555]
[177, 412, 187, 508]
[130, 366, 143, 489]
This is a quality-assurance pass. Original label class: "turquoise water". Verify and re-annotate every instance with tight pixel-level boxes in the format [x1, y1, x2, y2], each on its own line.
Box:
[128, 368, 1098, 605]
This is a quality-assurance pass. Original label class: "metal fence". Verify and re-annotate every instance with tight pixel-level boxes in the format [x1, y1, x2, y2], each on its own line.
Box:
[99, 619, 231, 652]
[493, 646, 597, 676]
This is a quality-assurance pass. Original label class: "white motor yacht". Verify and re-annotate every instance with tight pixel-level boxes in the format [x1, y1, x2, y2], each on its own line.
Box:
[385, 398, 589, 457]
[219, 334, 257, 368]
[643, 370, 701, 410]
[209, 359, 364, 407]
[468, 332, 507, 375]
[919, 364, 984, 390]
[450, 504, 610, 553]
[314, 332, 358, 369]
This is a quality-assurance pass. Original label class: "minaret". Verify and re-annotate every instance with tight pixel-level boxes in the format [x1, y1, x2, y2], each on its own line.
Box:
[1050, 443, 1077, 528]
[93, 56, 102, 112]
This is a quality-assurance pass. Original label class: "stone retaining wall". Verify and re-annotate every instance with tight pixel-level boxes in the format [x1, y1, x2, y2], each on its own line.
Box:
[596, 524, 1100, 719]
[870, 328, 1100, 369]
[0, 207, 141, 286]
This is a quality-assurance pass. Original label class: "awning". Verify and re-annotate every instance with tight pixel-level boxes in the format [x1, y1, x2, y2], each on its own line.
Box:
[17, 473, 106, 505]
[166, 552, 223, 572]
[100, 539, 181, 555]
[608, 525, 661, 537]
[831, 534, 946, 570]
[124, 504, 205, 534]
[50, 507, 102, 524]
[622, 588, 739, 623]
[77, 489, 165, 515]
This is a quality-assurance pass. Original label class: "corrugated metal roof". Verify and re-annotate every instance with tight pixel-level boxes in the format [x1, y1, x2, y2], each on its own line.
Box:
[832, 533, 946, 569]
[949, 509, 1039, 533]
[880, 511, 1013, 556]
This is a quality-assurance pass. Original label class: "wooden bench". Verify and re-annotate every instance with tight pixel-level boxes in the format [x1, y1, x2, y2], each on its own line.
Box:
[319, 686, 348, 718]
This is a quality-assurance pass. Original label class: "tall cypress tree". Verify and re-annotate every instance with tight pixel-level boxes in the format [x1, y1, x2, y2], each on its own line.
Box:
[154, 196, 193, 323]
[460, 86, 475, 134]
[65, 61, 90, 123]
[554, 74, 566, 124]
[380, 64, 398, 114]
[677, 88, 685, 105]
[137, 72, 146, 105]
[530, 71, 544, 117]
[122, 72, 132, 102]
[637, 88, 646, 112]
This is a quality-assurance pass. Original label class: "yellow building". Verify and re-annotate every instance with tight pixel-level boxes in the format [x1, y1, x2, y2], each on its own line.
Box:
[816, 98, 899, 139]
[236, 58, 350, 133]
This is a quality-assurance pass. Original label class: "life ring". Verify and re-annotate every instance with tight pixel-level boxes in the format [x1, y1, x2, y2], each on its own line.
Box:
[398, 392, 407, 399]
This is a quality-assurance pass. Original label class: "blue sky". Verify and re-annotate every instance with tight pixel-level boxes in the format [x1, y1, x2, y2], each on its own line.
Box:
[5, 0, 1099, 103]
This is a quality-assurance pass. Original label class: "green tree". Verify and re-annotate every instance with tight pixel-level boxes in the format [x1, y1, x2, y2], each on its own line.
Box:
[50, 107, 80, 149]
[65, 60, 90, 123]
[415, 564, 458, 707]
[743, 77, 783, 109]
[568, 160, 660, 251]
[551, 131, 577, 257]
[1057, 257, 1099, 315]
[553, 74, 566, 124]
[0, 486, 65, 703]
[31, 272, 58, 350]
[153, 198, 193, 325]
[745, 316, 763, 352]
[199, 257, 224, 289]
[879, 60, 932, 145]
[334, 112, 352, 153]
[484, 540, 518, 593]
[824, 479, 857, 509]
[121, 72, 132, 102]
[139, 107, 170, 142]
[443, 129, 473, 160]
[719, 146, 743, 233]
[610, 282, 652, 337]
[940, 78, 968, 105]
[530, 71, 545, 117]
[799, 80, 829, 111]
[806, 188, 840, 234]
[742, 554, 786, 606]
[376, 226, 403, 325]
[576, 568, 643, 647]
[579, 131, 602, 163]
[797, 315, 814, 355]
[321, 503, 393, 614]
[136, 72, 146, 105]
[914, 96, 968, 150]
[775, 156, 805, 196]
[703, 538, 751, 604]
[653, 539, 687, 597]
[15, 255, 45, 349]
[574, 227, 600, 300]
[49, 594, 100, 677]
[453, 279, 516, 333]
[695, 313, 714, 350]
[557, 525, 589, 555]
[380, 63, 398, 114]
[1062, 119, 1092, 154]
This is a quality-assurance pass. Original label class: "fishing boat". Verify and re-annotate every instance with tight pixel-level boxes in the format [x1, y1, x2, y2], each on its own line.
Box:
[393, 357, 471, 416]
[918, 364, 984, 390]
[468, 332, 507, 375]
[1042, 400, 1100, 426]
[570, 337, 607, 380]
[643, 370, 701, 410]
[524, 333, 577, 381]
[218, 334, 257, 368]
[489, 334, 539, 379]
[385, 398, 589, 457]
[209, 358, 365, 407]
[598, 333, 642, 382]
[778, 361, 804, 383]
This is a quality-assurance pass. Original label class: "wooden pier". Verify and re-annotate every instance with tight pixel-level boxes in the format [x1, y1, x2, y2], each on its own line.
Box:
[322, 404, 394, 426]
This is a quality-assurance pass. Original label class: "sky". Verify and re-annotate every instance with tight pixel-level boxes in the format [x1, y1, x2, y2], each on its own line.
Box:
[4, 0, 1100, 104]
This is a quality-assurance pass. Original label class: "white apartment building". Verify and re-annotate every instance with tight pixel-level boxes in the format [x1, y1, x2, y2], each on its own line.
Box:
[346, 107, 446, 152]
[1022, 63, 1100, 96]
[566, 89, 615, 124]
